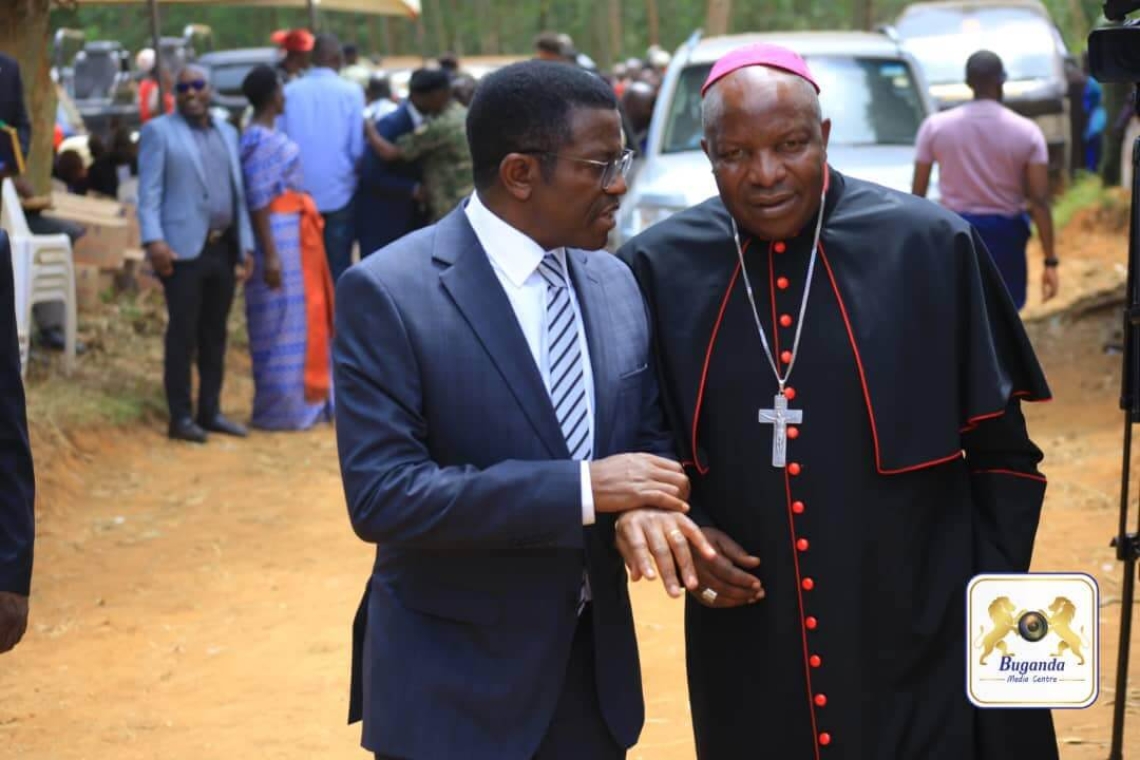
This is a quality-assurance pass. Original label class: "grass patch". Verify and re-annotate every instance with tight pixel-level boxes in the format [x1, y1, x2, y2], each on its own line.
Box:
[24, 289, 176, 430]
[1052, 173, 1123, 230]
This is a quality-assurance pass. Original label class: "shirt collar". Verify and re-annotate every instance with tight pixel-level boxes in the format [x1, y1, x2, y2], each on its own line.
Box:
[464, 191, 559, 289]
[406, 101, 425, 127]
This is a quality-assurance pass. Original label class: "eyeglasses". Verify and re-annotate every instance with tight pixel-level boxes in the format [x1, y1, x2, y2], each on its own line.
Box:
[175, 79, 207, 94]
[521, 148, 635, 189]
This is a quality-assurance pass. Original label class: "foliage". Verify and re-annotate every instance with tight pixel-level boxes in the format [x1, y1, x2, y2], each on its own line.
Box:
[44, 0, 1114, 68]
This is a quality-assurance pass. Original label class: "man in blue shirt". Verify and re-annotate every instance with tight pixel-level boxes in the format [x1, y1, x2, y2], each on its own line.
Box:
[280, 33, 365, 282]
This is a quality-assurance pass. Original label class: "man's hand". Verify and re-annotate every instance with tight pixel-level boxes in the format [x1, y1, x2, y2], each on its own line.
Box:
[1042, 265, 1059, 303]
[615, 510, 717, 598]
[261, 253, 282, 290]
[589, 453, 690, 515]
[690, 527, 764, 608]
[238, 252, 256, 285]
[0, 592, 29, 654]
[146, 241, 178, 277]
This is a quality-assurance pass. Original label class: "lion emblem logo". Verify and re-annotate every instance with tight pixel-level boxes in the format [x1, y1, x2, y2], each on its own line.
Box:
[1044, 596, 1090, 665]
[973, 596, 1021, 664]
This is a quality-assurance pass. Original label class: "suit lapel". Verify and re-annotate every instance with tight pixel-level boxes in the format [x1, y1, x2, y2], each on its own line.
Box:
[170, 116, 207, 188]
[436, 209, 569, 459]
[567, 249, 617, 458]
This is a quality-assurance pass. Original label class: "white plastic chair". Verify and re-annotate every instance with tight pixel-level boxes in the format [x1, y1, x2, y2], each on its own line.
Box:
[1, 178, 77, 376]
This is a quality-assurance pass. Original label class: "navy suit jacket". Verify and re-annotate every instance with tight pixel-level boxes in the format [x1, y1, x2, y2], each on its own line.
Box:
[0, 53, 31, 160]
[334, 205, 675, 759]
[355, 102, 424, 256]
[0, 231, 35, 597]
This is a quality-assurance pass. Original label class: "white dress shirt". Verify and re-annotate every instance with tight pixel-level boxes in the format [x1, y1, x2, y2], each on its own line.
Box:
[464, 192, 597, 526]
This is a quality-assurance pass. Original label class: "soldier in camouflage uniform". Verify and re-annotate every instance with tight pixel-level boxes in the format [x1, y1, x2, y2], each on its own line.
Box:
[364, 71, 474, 222]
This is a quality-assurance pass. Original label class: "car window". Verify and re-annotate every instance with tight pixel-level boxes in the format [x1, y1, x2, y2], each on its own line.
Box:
[210, 63, 260, 97]
[662, 56, 926, 154]
[896, 6, 1059, 84]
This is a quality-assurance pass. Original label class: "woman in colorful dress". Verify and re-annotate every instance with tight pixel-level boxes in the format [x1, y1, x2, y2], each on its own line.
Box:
[239, 65, 335, 430]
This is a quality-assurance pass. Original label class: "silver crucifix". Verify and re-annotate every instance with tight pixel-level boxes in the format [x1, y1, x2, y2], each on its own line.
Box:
[758, 392, 803, 468]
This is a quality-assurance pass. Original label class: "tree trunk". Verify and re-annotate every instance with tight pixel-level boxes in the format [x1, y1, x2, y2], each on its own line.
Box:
[853, 0, 875, 31]
[0, 0, 54, 194]
[1102, 82, 1131, 186]
[445, 0, 463, 55]
[646, 0, 660, 46]
[705, 0, 732, 37]
[426, 0, 447, 55]
[608, 0, 623, 63]
[475, 0, 500, 55]
[382, 16, 396, 57]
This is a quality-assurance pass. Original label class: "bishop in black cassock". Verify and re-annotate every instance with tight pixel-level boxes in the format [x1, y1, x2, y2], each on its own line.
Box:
[616, 43, 1059, 760]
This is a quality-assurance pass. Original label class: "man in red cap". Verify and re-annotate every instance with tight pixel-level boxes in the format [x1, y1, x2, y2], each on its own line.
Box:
[616, 43, 1059, 759]
[272, 28, 313, 83]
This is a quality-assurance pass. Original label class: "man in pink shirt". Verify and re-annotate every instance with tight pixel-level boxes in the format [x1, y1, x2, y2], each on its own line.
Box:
[912, 50, 1059, 310]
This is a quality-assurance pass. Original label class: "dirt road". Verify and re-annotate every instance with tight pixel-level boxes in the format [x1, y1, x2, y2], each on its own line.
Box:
[2, 228, 1138, 758]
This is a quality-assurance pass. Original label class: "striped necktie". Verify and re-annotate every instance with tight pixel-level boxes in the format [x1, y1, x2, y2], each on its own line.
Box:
[538, 252, 591, 461]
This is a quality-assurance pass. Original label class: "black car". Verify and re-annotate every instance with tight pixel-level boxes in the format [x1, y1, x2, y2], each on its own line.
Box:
[197, 47, 282, 126]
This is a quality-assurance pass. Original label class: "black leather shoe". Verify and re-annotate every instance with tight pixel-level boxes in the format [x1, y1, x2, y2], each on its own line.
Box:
[198, 413, 248, 438]
[37, 328, 87, 354]
[169, 418, 208, 444]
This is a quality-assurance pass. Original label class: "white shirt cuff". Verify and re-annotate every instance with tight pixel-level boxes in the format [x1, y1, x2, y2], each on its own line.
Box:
[580, 461, 595, 526]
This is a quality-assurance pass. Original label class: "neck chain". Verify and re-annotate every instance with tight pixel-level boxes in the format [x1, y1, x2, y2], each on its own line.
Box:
[730, 190, 826, 394]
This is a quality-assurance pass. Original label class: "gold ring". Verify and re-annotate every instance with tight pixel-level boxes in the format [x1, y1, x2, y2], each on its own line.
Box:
[701, 587, 718, 604]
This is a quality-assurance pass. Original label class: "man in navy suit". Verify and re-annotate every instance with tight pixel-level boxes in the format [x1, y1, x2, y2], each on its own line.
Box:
[138, 65, 255, 443]
[335, 61, 714, 759]
[0, 230, 36, 655]
[355, 69, 451, 257]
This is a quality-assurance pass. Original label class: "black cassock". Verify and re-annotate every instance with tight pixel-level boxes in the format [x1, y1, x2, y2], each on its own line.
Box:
[618, 171, 1059, 759]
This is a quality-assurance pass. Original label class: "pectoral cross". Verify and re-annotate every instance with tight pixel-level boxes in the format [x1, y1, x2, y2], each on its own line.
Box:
[758, 392, 802, 468]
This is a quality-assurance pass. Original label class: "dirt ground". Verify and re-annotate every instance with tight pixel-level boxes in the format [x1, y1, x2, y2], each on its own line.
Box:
[2, 215, 1139, 758]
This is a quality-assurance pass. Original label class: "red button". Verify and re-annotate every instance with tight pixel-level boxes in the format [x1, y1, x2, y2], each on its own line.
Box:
[815, 693, 828, 707]
[779, 314, 793, 328]
[774, 241, 787, 253]
[819, 732, 832, 746]
[792, 500, 805, 514]
[788, 462, 802, 476]
[810, 654, 822, 667]
[777, 276, 790, 290]
[788, 426, 800, 440]
[805, 616, 818, 630]
[802, 577, 815, 591]
[780, 350, 793, 364]
[797, 538, 810, 552]
[784, 386, 796, 401]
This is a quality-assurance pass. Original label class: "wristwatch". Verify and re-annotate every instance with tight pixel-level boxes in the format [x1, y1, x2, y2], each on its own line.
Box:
[1044, 257, 1059, 268]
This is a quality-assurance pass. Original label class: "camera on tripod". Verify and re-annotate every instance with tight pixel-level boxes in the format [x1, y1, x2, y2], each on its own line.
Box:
[1088, 0, 1140, 83]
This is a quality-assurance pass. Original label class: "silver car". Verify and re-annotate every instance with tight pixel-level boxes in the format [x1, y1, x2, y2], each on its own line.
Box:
[616, 31, 937, 245]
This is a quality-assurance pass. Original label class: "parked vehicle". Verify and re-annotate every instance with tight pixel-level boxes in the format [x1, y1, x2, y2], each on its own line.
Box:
[196, 47, 282, 126]
[53, 30, 137, 141]
[615, 31, 937, 246]
[890, 0, 1071, 179]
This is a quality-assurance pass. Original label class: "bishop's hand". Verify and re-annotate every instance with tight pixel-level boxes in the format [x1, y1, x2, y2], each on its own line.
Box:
[614, 510, 717, 598]
[690, 527, 765, 608]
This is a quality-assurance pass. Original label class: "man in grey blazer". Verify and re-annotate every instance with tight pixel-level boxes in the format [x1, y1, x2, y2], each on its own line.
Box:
[335, 61, 713, 759]
[138, 65, 255, 443]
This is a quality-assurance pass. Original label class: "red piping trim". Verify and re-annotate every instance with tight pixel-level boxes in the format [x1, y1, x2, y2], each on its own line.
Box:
[690, 253, 745, 475]
[819, 242, 968, 476]
[972, 468, 1047, 483]
[784, 467, 822, 760]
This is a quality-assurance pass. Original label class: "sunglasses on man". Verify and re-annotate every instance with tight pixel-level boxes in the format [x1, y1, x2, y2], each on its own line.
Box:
[175, 79, 207, 94]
